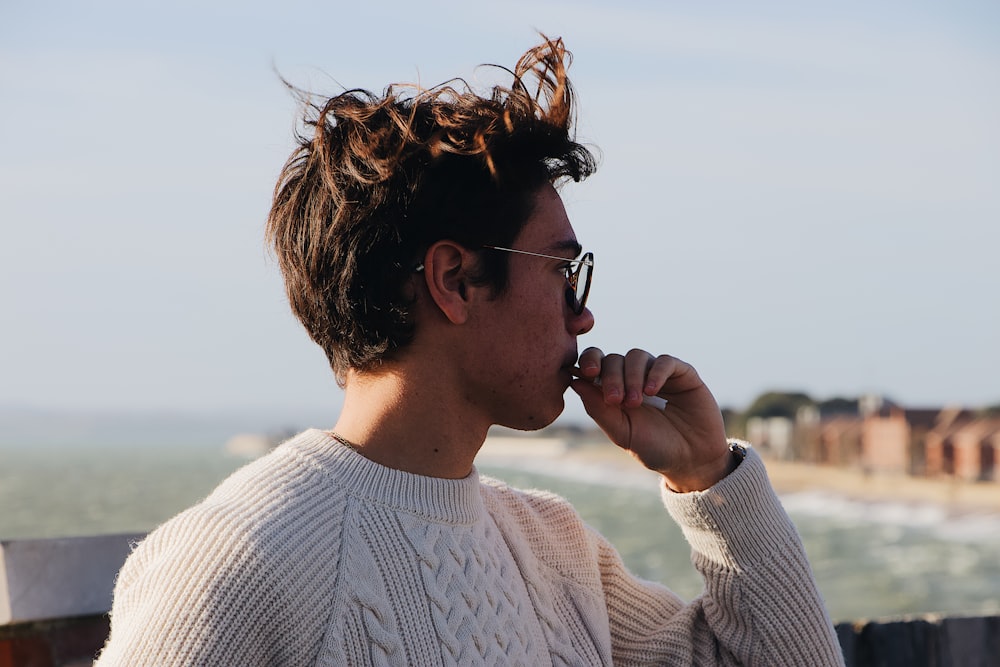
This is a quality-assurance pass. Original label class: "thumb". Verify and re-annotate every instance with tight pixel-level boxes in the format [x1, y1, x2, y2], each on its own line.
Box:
[570, 379, 627, 437]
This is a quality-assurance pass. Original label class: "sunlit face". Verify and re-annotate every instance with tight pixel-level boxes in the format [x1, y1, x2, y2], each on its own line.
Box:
[462, 184, 595, 430]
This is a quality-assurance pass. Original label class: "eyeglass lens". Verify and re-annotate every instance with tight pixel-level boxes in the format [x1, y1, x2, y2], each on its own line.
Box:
[567, 252, 593, 314]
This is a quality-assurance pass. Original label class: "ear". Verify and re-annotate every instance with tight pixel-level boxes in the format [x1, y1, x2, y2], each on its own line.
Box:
[421, 241, 477, 325]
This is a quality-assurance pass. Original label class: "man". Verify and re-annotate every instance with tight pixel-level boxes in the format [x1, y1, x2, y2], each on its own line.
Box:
[97, 37, 844, 665]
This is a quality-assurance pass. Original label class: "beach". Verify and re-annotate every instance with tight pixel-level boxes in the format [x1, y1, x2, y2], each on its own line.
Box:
[479, 436, 1000, 516]
[761, 456, 1000, 515]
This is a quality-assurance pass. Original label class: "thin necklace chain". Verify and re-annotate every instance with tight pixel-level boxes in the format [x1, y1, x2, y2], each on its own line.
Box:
[328, 431, 361, 452]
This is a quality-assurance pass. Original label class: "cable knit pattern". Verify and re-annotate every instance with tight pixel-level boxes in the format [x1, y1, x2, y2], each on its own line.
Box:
[96, 430, 844, 666]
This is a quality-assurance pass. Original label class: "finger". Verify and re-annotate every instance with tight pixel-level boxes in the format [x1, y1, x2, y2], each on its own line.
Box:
[623, 348, 654, 408]
[570, 365, 669, 411]
[598, 353, 625, 404]
[569, 379, 629, 445]
[569, 377, 602, 411]
[576, 347, 604, 378]
[648, 354, 706, 397]
[643, 354, 681, 397]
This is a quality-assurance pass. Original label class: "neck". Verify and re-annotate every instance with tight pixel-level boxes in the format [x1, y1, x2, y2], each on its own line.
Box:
[331, 364, 490, 479]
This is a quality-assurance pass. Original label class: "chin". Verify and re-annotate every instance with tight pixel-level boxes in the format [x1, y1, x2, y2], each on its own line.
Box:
[503, 396, 564, 432]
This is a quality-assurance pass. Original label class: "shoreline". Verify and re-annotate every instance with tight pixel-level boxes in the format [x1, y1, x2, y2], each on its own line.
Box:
[479, 438, 1000, 516]
[761, 456, 1000, 516]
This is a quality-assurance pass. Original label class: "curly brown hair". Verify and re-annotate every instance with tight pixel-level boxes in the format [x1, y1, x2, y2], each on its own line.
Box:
[266, 36, 597, 382]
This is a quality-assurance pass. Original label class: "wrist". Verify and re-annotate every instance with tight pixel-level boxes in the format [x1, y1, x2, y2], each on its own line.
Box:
[663, 442, 746, 493]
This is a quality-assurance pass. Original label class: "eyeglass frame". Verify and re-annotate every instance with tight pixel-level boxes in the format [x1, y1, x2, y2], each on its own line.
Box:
[483, 245, 594, 315]
[414, 245, 594, 314]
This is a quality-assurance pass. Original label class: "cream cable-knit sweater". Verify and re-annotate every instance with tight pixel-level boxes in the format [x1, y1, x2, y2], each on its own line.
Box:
[96, 430, 844, 666]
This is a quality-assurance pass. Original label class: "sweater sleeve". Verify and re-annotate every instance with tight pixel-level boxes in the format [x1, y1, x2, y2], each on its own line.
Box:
[601, 446, 845, 666]
[95, 504, 287, 667]
[94, 446, 345, 667]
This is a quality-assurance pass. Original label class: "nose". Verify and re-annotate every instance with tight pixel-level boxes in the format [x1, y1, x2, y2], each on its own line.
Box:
[569, 305, 595, 336]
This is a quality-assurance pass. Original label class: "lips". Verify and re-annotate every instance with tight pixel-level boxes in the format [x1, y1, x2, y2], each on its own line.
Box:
[561, 350, 579, 371]
[559, 351, 580, 388]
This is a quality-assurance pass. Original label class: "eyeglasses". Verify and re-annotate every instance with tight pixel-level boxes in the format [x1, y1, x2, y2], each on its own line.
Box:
[484, 245, 594, 315]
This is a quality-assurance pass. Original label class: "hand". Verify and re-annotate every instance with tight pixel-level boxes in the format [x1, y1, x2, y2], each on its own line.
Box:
[570, 347, 735, 492]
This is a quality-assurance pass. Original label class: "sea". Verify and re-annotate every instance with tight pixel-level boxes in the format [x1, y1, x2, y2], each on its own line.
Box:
[3, 439, 1000, 624]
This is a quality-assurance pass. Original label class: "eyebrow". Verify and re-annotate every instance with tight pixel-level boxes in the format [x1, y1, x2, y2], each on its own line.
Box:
[542, 239, 583, 258]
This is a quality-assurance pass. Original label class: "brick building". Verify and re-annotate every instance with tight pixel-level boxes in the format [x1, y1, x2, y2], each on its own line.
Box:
[925, 417, 1000, 481]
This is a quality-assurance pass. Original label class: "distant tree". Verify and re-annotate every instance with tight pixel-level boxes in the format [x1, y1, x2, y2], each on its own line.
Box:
[977, 403, 1000, 418]
[817, 397, 860, 417]
[745, 391, 815, 420]
[720, 407, 746, 439]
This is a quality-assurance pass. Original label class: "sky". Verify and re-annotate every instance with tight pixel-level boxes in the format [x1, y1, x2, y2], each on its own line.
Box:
[2, 0, 998, 428]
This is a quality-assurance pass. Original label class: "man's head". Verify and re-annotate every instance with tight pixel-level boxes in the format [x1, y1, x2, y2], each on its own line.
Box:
[266, 37, 597, 383]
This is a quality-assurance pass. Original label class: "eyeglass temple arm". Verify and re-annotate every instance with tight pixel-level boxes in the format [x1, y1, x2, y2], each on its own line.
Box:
[483, 245, 593, 267]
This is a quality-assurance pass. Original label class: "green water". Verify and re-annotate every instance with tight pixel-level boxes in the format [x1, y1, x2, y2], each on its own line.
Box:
[0, 444, 242, 539]
[2, 443, 999, 623]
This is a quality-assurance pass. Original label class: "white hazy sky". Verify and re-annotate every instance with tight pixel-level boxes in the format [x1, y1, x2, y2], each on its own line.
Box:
[2, 0, 998, 426]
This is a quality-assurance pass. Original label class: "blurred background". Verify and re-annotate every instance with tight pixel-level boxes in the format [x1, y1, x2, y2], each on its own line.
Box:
[2, 0, 998, 623]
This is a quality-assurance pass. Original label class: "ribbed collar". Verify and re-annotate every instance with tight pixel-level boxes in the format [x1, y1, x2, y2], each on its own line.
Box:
[288, 429, 484, 525]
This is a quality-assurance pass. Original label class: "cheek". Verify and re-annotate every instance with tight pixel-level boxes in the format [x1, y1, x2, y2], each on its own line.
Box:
[515, 321, 565, 376]
[501, 280, 570, 357]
